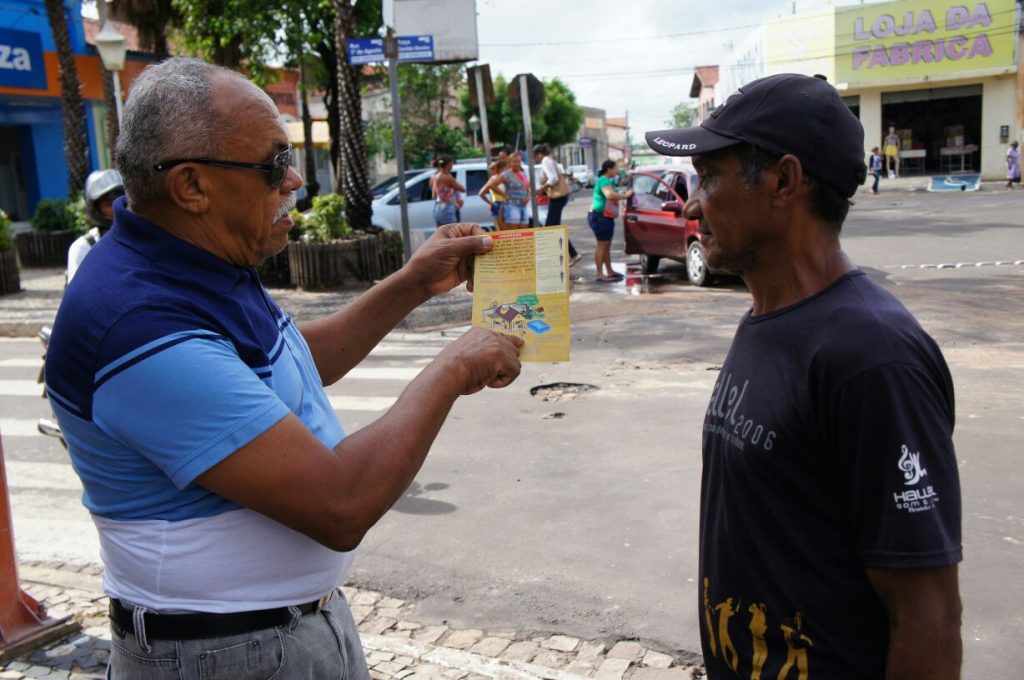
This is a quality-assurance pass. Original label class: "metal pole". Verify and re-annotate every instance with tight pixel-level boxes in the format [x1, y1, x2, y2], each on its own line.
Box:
[112, 72, 124, 124]
[386, 30, 413, 262]
[519, 74, 539, 228]
[474, 67, 491, 159]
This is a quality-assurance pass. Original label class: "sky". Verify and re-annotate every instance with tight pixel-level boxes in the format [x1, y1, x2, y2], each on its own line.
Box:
[473, 0, 867, 142]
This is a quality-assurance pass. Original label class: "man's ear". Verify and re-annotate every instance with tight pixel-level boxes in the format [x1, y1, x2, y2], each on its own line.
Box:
[164, 165, 211, 215]
[773, 154, 805, 204]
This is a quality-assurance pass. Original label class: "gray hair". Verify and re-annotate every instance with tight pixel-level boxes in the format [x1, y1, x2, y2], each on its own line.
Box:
[115, 58, 246, 208]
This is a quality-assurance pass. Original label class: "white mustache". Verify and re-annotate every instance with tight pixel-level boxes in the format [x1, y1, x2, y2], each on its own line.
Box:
[274, 193, 297, 222]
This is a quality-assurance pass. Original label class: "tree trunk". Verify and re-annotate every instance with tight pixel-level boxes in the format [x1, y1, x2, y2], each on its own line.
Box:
[44, 0, 89, 194]
[299, 55, 319, 200]
[332, 0, 371, 230]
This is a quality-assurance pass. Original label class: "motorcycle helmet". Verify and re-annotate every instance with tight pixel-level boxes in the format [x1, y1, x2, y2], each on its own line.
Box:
[84, 169, 125, 229]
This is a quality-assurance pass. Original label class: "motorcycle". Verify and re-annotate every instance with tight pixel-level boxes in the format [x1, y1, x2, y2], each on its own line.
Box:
[36, 325, 66, 447]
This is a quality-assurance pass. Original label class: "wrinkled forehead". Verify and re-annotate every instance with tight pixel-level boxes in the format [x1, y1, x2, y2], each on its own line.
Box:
[211, 74, 287, 143]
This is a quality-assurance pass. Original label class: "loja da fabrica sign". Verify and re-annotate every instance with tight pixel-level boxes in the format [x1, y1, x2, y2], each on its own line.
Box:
[838, 0, 1018, 81]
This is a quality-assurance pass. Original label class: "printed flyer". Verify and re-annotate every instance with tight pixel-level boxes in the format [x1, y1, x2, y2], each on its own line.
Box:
[472, 226, 570, 362]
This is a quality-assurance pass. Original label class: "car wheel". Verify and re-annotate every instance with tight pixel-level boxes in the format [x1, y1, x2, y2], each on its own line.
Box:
[687, 240, 709, 287]
[641, 254, 661, 275]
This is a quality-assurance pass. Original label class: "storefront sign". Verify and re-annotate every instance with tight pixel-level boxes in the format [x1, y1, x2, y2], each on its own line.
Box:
[837, 0, 1019, 84]
[0, 28, 47, 90]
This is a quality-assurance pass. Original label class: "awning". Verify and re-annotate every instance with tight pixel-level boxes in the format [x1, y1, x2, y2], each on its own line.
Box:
[286, 121, 331, 147]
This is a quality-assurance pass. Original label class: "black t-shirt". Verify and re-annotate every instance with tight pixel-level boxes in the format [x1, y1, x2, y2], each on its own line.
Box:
[699, 270, 961, 679]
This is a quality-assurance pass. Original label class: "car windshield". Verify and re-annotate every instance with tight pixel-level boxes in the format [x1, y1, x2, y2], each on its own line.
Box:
[372, 169, 423, 197]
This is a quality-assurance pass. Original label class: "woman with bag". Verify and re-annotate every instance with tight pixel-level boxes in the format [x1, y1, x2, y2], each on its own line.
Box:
[534, 144, 580, 265]
[430, 155, 465, 227]
[588, 160, 633, 283]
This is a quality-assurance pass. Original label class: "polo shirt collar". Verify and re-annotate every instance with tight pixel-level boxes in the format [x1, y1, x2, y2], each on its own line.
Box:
[110, 196, 253, 293]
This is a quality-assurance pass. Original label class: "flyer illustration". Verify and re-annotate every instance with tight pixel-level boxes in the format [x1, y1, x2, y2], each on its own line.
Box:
[472, 226, 570, 362]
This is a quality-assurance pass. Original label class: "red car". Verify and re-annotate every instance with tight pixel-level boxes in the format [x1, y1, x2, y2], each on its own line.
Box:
[622, 164, 713, 286]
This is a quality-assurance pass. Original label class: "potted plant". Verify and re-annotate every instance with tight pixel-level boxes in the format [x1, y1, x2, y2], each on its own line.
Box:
[0, 209, 20, 294]
[16, 195, 87, 267]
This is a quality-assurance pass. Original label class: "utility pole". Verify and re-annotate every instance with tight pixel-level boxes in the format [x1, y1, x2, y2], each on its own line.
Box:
[384, 28, 412, 262]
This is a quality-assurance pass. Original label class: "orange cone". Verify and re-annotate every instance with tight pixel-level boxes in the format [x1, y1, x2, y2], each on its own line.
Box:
[0, 435, 80, 660]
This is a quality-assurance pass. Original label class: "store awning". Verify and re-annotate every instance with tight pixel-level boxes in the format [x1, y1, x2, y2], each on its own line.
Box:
[286, 121, 331, 147]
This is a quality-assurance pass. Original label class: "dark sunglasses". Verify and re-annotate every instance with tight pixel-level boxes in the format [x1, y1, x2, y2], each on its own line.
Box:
[153, 145, 293, 188]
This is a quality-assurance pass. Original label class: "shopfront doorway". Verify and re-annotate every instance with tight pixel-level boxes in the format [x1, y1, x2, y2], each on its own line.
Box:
[881, 85, 982, 175]
[0, 125, 30, 221]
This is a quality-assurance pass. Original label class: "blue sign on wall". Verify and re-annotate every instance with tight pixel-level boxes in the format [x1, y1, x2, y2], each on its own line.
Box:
[0, 27, 47, 90]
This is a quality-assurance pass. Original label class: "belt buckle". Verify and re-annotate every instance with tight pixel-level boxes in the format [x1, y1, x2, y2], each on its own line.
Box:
[316, 591, 333, 612]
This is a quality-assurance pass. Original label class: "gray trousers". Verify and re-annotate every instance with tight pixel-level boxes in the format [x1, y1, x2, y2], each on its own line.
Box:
[107, 589, 370, 680]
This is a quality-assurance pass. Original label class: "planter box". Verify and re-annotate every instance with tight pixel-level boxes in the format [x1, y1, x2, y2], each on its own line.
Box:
[287, 234, 404, 290]
[0, 250, 20, 295]
[258, 249, 291, 288]
[15, 230, 77, 267]
[287, 241, 361, 290]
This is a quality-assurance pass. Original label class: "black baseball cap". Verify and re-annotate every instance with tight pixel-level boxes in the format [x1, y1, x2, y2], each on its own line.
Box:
[645, 73, 867, 198]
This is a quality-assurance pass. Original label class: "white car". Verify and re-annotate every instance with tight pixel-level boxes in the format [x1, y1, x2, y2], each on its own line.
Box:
[568, 164, 594, 188]
[372, 162, 547, 250]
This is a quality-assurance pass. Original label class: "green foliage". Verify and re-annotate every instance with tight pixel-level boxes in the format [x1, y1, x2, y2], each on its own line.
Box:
[0, 209, 12, 252]
[31, 197, 87, 234]
[458, 75, 584, 149]
[380, 228, 402, 255]
[666, 102, 696, 129]
[301, 193, 351, 243]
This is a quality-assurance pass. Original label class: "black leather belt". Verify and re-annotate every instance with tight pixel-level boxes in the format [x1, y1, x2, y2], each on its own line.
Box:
[109, 592, 333, 640]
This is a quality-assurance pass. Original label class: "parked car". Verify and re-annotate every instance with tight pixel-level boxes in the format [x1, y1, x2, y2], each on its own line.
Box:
[622, 163, 716, 287]
[372, 162, 547, 249]
[568, 164, 594, 188]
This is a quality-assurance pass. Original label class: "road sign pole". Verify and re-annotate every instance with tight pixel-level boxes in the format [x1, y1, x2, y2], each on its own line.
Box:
[385, 29, 413, 262]
[474, 67, 491, 159]
[519, 74, 540, 228]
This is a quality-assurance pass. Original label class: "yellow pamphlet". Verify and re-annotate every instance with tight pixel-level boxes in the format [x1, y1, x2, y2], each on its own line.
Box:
[472, 225, 571, 362]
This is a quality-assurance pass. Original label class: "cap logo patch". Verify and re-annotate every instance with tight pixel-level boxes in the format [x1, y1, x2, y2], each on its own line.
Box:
[653, 137, 697, 151]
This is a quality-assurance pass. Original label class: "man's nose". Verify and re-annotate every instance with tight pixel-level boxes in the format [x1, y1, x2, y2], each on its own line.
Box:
[683, 195, 701, 220]
[282, 165, 304, 193]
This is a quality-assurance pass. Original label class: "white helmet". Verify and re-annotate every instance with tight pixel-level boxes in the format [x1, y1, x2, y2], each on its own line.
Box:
[84, 169, 125, 228]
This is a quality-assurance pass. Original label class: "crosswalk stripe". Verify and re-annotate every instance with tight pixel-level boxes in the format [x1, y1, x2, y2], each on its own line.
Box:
[367, 344, 447, 358]
[4, 459, 83, 491]
[0, 380, 45, 397]
[0, 359, 42, 368]
[345, 366, 422, 380]
[328, 395, 396, 412]
[0, 419, 43, 438]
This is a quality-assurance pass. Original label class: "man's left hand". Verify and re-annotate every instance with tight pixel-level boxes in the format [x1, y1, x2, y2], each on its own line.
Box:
[406, 223, 494, 297]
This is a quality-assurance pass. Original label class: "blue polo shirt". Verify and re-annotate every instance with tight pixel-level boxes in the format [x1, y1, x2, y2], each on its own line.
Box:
[46, 199, 353, 612]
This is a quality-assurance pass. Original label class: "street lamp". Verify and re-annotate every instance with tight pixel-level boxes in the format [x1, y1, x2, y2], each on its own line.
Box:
[468, 114, 480, 149]
[94, 21, 127, 123]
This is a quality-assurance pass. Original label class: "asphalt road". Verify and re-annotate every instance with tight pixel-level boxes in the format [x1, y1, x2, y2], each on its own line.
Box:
[0, 187, 1021, 677]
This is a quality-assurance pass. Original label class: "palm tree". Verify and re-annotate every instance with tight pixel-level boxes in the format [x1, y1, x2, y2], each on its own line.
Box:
[332, 0, 372, 230]
[44, 0, 89, 193]
[108, 0, 177, 59]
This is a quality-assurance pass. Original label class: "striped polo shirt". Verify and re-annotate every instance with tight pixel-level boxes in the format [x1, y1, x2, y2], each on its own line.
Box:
[46, 199, 353, 612]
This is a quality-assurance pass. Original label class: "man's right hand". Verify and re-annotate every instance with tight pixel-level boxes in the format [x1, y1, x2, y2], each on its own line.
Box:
[437, 328, 524, 395]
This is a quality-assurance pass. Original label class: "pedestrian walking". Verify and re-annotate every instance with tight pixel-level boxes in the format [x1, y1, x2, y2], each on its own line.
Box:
[46, 58, 523, 679]
[868, 146, 883, 194]
[479, 159, 509, 230]
[533, 144, 580, 265]
[647, 73, 962, 679]
[588, 159, 633, 282]
[499, 151, 532, 228]
[1006, 140, 1020, 189]
[430, 154, 465, 227]
[884, 125, 901, 178]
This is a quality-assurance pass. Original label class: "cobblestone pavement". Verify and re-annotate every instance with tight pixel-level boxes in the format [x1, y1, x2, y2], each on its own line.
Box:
[1, 561, 705, 680]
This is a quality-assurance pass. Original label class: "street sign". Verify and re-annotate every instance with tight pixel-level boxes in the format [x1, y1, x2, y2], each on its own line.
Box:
[347, 35, 434, 65]
[578, 136, 595, 148]
[466, 64, 494, 108]
[507, 73, 544, 113]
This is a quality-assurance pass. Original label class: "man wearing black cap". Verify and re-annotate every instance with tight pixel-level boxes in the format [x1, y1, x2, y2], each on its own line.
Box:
[647, 74, 962, 679]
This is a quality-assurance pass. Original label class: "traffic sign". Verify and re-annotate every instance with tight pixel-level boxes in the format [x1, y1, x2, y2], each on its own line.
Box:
[508, 73, 544, 113]
[347, 35, 434, 65]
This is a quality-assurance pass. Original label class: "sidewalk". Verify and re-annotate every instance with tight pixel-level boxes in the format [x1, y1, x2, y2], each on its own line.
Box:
[854, 175, 1009, 194]
[0, 268, 474, 338]
[1, 561, 705, 680]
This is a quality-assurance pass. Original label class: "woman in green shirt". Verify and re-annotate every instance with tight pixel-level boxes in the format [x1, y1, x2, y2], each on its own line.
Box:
[587, 160, 633, 282]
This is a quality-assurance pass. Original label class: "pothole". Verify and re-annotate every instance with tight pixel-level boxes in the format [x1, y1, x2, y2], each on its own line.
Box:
[530, 382, 600, 402]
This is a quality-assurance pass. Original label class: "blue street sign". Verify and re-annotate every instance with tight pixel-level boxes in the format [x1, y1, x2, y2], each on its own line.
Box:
[0, 28, 48, 90]
[347, 35, 434, 65]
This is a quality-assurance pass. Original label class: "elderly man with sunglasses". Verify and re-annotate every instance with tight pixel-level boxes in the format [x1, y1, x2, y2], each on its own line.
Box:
[46, 57, 523, 678]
